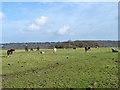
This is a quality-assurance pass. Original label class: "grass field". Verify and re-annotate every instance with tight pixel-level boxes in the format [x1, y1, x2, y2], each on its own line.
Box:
[1, 48, 118, 88]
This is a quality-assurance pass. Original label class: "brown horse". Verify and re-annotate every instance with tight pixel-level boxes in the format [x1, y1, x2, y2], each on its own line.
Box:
[30, 48, 33, 51]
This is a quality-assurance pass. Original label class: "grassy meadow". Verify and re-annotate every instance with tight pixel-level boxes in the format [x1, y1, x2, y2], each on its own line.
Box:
[1, 47, 118, 88]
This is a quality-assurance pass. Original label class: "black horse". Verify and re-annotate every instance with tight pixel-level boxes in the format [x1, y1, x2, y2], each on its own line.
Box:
[7, 49, 15, 56]
[112, 48, 119, 52]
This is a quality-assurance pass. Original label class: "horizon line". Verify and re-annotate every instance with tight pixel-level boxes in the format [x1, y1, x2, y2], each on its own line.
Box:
[1, 39, 119, 44]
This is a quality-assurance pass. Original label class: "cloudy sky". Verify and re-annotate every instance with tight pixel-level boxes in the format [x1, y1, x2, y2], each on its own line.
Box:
[1, 2, 118, 43]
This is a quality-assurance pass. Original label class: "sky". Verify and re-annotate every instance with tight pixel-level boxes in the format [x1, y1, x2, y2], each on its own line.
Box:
[1, 2, 118, 43]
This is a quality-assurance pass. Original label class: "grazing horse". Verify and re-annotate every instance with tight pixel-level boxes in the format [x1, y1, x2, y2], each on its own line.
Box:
[112, 48, 119, 52]
[85, 47, 88, 52]
[30, 48, 33, 51]
[85, 47, 91, 52]
[53, 48, 57, 53]
[7, 49, 15, 56]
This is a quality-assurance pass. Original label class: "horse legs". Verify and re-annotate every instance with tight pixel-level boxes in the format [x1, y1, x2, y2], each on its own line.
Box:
[7, 51, 9, 57]
[7, 53, 10, 57]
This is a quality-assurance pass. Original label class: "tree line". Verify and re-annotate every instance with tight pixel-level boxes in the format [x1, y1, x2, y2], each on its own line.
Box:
[1, 40, 118, 49]
[55, 40, 99, 48]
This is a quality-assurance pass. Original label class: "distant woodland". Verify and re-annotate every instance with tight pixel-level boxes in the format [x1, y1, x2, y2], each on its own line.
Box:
[1, 40, 118, 49]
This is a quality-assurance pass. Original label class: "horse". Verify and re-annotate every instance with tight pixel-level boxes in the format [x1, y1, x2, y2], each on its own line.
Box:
[85, 47, 88, 52]
[53, 48, 57, 53]
[7, 49, 15, 56]
[112, 48, 119, 52]
[30, 48, 33, 51]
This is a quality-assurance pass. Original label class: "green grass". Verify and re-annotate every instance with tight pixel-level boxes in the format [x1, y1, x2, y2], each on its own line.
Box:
[1, 48, 118, 88]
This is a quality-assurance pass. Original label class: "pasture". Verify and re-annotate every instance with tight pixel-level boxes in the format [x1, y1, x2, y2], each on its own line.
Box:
[1, 48, 118, 88]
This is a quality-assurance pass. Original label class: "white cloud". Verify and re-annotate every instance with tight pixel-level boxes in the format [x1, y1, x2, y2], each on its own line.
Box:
[28, 23, 40, 31]
[57, 26, 70, 35]
[27, 16, 49, 31]
[0, 12, 5, 19]
[35, 16, 48, 25]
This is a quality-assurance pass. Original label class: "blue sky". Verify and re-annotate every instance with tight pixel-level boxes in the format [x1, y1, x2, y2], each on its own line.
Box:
[1, 2, 118, 43]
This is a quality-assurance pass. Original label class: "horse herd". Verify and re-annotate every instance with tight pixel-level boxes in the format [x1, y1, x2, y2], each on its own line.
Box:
[6, 47, 92, 57]
[6, 47, 118, 57]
